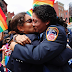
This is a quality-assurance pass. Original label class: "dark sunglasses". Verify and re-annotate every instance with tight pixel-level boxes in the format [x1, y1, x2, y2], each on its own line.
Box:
[25, 19, 32, 23]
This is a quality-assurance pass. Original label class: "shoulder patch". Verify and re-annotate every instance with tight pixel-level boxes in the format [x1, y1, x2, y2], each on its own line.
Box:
[46, 27, 59, 41]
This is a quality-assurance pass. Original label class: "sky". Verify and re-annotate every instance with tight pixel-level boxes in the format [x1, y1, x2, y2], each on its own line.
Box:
[4, 0, 72, 15]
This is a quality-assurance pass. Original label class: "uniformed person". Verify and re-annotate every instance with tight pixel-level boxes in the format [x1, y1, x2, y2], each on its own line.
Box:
[10, 5, 72, 72]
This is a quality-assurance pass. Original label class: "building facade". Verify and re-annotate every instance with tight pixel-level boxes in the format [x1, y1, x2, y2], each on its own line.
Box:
[53, 1, 69, 23]
[69, 2, 72, 17]
[64, 10, 69, 23]
[53, 1, 64, 18]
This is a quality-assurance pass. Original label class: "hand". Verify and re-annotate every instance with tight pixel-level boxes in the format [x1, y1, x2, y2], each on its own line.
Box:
[15, 35, 31, 45]
[10, 41, 17, 51]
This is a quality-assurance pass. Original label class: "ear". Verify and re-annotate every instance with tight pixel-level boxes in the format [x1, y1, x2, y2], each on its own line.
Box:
[46, 21, 50, 25]
[17, 25, 23, 32]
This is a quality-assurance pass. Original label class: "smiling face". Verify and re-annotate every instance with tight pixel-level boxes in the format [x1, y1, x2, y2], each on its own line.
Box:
[18, 14, 35, 34]
[32, 13, 48, 33]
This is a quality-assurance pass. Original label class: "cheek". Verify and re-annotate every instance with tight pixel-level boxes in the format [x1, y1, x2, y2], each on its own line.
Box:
[38, 24, 45, 30]
[24, 24, 31, 28]
[35, 23, 41, 28]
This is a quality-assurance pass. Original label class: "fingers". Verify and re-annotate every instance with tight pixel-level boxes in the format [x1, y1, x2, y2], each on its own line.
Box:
[26, 37, 31, 44]
[24, 35, 31, 43]
[19, 37, 31, 46]
[15, 35, 31, 45]
[17, 40, 24, 46]
[25, 40, 30, 44]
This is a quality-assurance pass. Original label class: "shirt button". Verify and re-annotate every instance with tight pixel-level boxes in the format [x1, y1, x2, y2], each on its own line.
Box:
[16, 59, 18, 61]
[21, 61, 23, 63]
[19, 60, 20, 62]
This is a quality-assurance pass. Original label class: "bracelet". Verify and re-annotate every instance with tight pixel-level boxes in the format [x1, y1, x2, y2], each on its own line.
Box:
[13, 34, 18, 42]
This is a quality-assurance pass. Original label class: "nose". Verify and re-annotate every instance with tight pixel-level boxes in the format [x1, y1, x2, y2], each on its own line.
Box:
[32, 24, 35, 27]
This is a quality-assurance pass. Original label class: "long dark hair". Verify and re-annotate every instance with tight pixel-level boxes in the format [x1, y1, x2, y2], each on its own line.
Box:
[33, 5, 66, 27]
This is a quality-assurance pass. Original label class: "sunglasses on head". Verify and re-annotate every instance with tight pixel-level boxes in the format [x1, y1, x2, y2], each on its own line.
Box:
[25, 19, 32, 23]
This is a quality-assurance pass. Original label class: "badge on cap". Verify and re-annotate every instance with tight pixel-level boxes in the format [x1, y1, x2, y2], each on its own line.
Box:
[46, 27, 59, 41]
